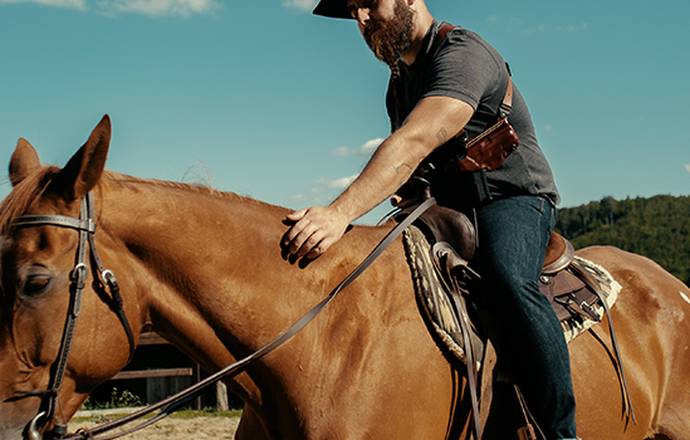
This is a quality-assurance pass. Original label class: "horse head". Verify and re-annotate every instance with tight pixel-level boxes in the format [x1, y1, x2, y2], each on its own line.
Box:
[0, 116, 142, 439]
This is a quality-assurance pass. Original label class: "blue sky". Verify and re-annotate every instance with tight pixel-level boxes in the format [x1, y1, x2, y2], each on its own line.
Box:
[0, 0, 688, 223]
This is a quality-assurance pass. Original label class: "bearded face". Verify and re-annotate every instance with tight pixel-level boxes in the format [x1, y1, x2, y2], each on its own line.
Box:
[362, 0, 415, 71]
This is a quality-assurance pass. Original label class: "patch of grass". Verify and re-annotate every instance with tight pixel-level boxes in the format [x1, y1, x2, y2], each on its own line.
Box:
[72, 408, 242, 423]
[82, 387, 143, 410]
[170, 408, 242, 419]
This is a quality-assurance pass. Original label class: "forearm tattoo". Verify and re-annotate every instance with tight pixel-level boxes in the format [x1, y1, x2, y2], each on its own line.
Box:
[394, 162, 413, 174]
[435, 127, 449, 145]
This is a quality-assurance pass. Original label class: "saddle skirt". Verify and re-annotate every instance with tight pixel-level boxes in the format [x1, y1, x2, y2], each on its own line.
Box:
[402, 224, 622, 367]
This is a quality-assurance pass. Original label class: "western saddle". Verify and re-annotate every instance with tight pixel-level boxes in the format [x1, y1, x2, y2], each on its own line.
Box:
[398, 201, 634, 440]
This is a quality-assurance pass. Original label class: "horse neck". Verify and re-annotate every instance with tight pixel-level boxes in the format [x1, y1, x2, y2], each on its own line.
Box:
[94, 178, 464, 437]
[96, 178, 379, 376]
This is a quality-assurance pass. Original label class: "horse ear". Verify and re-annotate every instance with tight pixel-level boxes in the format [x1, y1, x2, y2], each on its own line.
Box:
[9, 138, 41, 187]
[56, 115, 111, 201]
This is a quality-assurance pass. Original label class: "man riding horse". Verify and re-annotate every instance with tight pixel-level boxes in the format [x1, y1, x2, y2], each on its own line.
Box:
[282, 0, 577, 438]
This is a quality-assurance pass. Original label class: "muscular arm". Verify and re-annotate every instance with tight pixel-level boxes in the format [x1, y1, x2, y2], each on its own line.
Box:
[283, 96, 474, 259]
[331, 96, 474, 219]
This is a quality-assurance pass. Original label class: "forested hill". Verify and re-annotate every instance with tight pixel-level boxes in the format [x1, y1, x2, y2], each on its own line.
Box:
[555, 195, 689, 286]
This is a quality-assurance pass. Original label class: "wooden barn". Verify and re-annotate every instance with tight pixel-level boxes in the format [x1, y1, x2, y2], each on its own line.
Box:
[86, 332, 239, 411]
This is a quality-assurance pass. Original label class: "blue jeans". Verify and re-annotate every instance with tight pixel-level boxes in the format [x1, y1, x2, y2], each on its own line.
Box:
[474, 195, 576, 439]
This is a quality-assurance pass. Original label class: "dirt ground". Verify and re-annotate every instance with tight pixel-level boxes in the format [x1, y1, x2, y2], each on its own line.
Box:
[70, 412, 240, 439]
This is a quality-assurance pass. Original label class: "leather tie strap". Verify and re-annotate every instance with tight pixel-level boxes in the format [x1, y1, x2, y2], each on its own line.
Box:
[569, 263, 636, 425]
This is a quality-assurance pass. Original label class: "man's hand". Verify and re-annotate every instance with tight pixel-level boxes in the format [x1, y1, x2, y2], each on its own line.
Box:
[282, 206, 351, 260]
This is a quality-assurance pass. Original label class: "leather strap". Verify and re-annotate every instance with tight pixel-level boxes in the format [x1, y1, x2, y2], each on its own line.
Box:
[13, 215, 95, 233]
[499, 77, 514, 118]
[62, 197, 438, 440]
[448, 282, 481, 440]
[514, 385, 542, 440]
[569, 262, 636, 425]
[427, 243, 482, 440]
[85, 193, 137, 365]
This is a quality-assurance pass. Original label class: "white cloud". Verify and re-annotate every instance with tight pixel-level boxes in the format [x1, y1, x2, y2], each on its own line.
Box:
[331, 137, 384, 156]
[282, 0, 317, 12]
[0, 0, 86, 10]
[301, 136, 384, 203]
[485, 15, 589, 35]
[523, 24, 546, 34]
[522, 22, 588, 35]
[332, 145, 351, 157]
[0, 0, 219, 16]
[328, 174, 358, 189]
[293, 171, 363, 205]
[684, 164, 690, 174]
[556, 23, 589, 33]
[97, 0, 218, 16]
[360, 137, 384, 153]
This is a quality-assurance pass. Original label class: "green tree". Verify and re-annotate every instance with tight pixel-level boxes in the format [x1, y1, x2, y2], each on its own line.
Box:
[556, 195, 689, 286]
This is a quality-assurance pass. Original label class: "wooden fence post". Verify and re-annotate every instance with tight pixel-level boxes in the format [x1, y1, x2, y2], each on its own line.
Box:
[193, 363, 202, 410]
[216, 382, 229, 411]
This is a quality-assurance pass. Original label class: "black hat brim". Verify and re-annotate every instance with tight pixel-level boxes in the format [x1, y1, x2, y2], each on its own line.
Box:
[313, 0, 351, 19]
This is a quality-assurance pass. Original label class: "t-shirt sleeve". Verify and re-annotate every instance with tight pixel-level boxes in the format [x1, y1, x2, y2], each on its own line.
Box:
[421, 31, 501, 110]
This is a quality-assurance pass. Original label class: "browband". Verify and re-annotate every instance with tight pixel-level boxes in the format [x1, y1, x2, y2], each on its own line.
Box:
[13, 215, 96, 233]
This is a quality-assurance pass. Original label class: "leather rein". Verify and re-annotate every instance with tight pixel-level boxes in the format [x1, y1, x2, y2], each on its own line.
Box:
[9, 192, 435, 440]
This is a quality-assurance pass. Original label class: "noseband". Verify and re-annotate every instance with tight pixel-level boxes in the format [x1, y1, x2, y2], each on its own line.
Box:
[7, 193, 135, 439]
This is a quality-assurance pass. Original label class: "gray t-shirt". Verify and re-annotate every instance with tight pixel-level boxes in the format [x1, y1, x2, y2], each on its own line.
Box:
[387, 21, 560, 207]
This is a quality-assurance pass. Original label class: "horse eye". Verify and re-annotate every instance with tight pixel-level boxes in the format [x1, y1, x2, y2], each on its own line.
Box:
[23, 274, 52, 296]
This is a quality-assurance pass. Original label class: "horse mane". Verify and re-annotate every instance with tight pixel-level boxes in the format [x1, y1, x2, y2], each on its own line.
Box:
[105, 171, 282, 210]
[0, 166, 59, 236]
[0, 168, 283, 236]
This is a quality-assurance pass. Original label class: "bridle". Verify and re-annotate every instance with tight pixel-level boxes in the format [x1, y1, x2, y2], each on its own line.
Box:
[5, 191, 434, 440]
[6, 193, 135, 439]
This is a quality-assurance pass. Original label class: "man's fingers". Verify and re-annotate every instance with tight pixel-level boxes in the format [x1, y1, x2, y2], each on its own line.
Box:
[283, 218, 311, 246]
[280, 205, 348, 262]
[288, 225, 316, 255]
[306, 237, 334, 260]
[285, 208, 308, 222]
[296, 231, 325, 259]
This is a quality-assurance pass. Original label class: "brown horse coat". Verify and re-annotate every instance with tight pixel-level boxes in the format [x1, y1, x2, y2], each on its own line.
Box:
[0, 117, 688, 439]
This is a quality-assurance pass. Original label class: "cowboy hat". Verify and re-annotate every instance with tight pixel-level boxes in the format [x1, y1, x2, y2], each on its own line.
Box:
[313, 0, 351, 19]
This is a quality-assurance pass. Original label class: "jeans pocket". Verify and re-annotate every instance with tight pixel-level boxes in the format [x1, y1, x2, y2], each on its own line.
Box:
[522, 195, 545, 215]
[542, 199, 556, 234]
[536, 196, 545, 215]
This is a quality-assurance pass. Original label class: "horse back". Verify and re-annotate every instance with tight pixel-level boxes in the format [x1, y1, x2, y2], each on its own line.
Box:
[571, 246, 690, 439]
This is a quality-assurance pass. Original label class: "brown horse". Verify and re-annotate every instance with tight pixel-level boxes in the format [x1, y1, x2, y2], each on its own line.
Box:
[0, 116, 688, 440]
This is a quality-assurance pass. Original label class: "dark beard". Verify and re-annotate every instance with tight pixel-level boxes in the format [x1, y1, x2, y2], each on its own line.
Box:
[363, 0, 414, 76]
